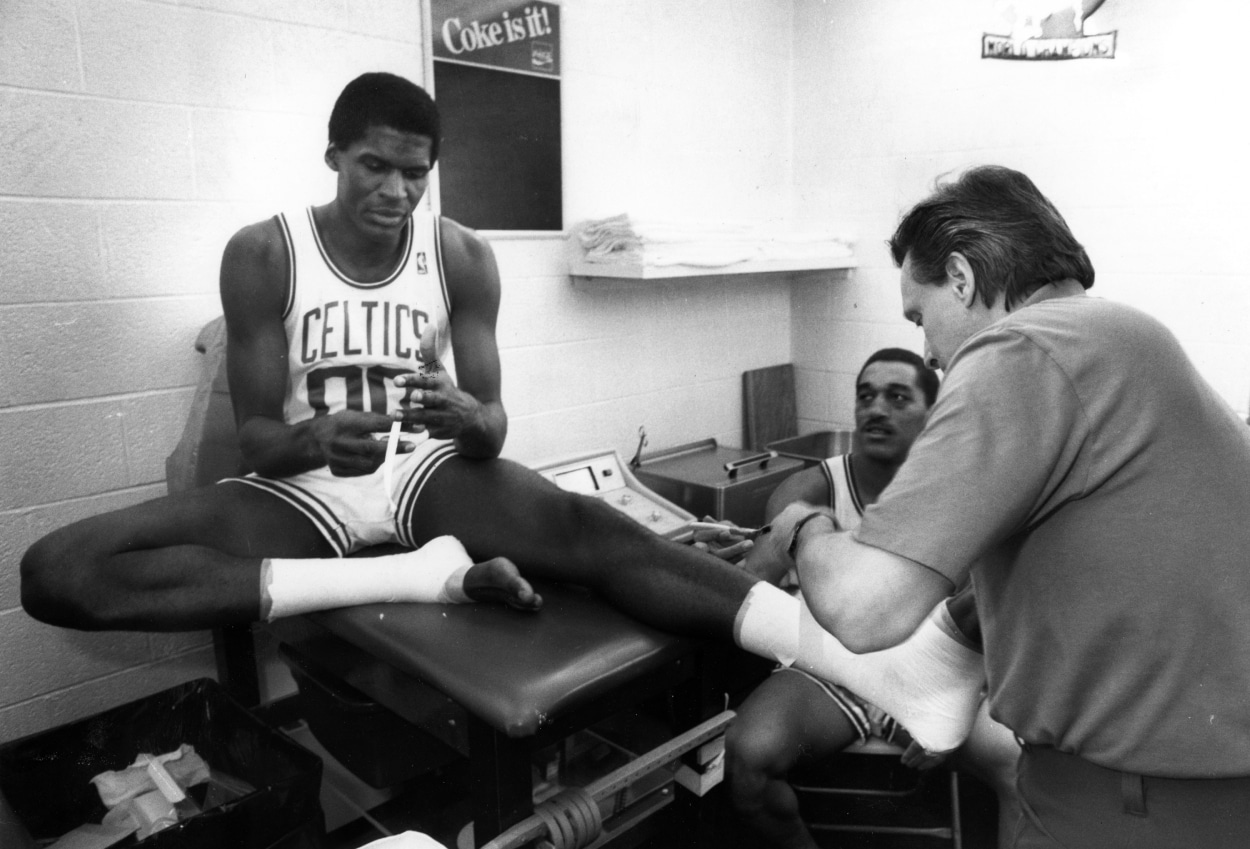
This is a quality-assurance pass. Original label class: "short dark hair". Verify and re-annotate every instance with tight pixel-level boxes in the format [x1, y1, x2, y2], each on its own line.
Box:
[888, 165, 1094, 310]
[328, 72, 441, 162]
[856, 348, 939, 407]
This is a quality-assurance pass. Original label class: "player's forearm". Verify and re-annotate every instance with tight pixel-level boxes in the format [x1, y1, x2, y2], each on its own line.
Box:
[453, 401, 507, 459]
[237, 416, 328, 478]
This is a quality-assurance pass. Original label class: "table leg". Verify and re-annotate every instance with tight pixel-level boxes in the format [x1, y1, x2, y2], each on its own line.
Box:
[213, 624, 260, 707]
[467, 717, 534, 846]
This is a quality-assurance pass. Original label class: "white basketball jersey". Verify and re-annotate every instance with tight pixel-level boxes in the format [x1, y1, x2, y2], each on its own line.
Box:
[783, 453, 865, 589]
[275, 208, 454, 427]
[819, 453, 865, 531]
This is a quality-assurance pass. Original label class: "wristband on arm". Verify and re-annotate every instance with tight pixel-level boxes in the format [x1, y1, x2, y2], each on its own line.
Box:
[787, 511, 837, 560]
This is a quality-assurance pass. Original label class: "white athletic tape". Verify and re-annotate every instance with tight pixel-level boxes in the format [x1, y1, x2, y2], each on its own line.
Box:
[263, 535, 474, 620]
[736, 582, 984, 753]
[733, 582, 801, 667]
[383, 419, 403, 509]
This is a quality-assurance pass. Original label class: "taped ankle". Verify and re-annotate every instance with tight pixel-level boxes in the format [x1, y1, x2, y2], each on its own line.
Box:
[735, 583, 984, 753]
[262, 535, 475, 620]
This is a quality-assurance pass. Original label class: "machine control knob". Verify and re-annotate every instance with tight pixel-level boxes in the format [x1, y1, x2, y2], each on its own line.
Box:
[620, 494, 633, 505]
[649, 511, 662, 522]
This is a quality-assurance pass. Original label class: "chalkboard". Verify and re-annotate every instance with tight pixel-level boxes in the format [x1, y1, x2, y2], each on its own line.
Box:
[434, 61, 562, 231]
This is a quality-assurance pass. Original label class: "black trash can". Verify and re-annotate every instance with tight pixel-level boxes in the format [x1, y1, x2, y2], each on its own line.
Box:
[0, 678, 324, 849]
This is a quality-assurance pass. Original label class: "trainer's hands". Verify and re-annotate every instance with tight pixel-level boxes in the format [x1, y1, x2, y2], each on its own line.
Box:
[393, 370, 485, 441]
[311, 410, 411, 477]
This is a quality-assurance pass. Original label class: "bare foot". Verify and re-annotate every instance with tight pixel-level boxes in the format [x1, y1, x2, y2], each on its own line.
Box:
[463, 557, 542, 611]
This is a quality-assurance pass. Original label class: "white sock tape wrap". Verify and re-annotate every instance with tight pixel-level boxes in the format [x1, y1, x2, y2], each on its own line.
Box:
[735, 583, 985, 753]
[263, 535, 474, 621]
[733, 582, 802, 667]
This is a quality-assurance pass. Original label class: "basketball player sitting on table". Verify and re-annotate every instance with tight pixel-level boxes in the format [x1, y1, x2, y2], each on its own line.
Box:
[719, 348, 1019, 849]
[22, 72, 983, 761]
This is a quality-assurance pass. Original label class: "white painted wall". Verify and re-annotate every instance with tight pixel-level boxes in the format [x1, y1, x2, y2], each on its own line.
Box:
[790, 0, 1250, 431]
[0, 0, 797, 742]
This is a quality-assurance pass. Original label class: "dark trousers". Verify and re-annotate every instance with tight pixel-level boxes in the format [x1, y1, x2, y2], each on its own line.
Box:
[1012, 744, 1250, 849]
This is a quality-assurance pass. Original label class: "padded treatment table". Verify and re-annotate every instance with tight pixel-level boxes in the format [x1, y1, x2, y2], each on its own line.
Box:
[268, 580, 722, 846]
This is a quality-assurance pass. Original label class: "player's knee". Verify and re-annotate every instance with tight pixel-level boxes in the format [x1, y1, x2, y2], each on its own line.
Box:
[20, 532, 101, 628]
[726, 717, 792, 783]
[552, 492, 642, 557]
[21, 537, 68, 624]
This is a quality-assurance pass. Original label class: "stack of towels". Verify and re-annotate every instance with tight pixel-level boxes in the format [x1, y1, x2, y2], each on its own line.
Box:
[572, 214, 853, 269]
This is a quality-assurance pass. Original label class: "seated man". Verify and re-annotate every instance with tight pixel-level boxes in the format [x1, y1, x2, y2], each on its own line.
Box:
[726, 349, 1020, 848]
[21, 72, 983, 758]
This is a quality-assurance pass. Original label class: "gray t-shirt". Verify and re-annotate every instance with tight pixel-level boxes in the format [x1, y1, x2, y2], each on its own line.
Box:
[857, 282, 1250, 777]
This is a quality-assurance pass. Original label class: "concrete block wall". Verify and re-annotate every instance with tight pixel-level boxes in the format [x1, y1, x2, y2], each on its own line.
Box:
[560, 0, 794, 224]
[790, 0, 1250, 430]
[1, 0, 799, 743]
[495, 239, 794, 465]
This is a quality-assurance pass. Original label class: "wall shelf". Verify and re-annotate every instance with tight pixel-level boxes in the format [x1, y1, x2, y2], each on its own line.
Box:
[568, 253, 856, 281]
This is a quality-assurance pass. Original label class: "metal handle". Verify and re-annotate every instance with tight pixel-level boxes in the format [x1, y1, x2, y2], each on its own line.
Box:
[724, 451, 776, 478]
[629, 426, 648, 468]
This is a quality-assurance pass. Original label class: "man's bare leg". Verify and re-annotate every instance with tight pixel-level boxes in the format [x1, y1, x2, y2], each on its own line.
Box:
[21, 482, 537, 631]
[21, 484, 318, 629]
[403, 455, 980, 750]
[726, 670, 860, 849]
[402, 455, 759, 639]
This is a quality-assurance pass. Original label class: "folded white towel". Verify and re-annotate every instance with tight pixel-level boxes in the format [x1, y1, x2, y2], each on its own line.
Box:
[572, 215, 851, 268]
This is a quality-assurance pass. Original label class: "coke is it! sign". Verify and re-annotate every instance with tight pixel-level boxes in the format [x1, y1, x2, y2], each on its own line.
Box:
[433, 0, 560, 76]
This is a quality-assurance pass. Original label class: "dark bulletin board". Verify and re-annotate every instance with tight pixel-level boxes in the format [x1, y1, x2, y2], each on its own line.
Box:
[434, 61, 562, 231]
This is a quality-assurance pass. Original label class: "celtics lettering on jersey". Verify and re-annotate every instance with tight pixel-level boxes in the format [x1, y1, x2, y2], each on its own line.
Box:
[280, 207, 453, 426]
[297, 299, 439, 416]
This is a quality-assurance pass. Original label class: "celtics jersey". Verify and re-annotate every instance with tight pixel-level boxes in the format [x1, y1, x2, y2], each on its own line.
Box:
[819, 453, 865, 530]
[275, 207, 454, 427]
[783, 453, 865, 589]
